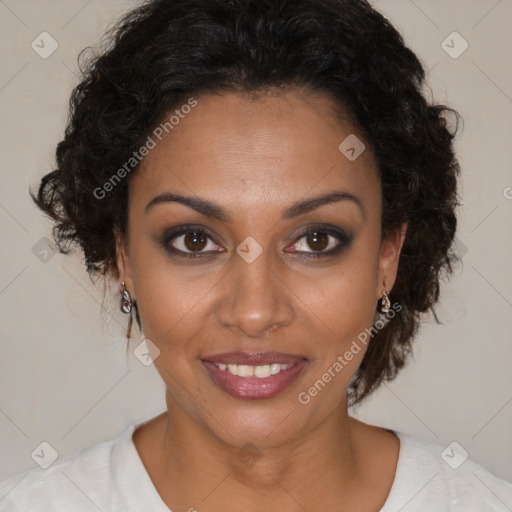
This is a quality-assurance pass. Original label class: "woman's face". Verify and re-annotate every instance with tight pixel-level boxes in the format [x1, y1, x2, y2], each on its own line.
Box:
[117, 88, 405, 448]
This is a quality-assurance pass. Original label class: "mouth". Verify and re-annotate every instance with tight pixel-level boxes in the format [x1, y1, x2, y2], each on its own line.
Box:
[201, 351, 308, 400]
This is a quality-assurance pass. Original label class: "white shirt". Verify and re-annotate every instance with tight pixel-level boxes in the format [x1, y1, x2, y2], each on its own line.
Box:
[1, 418, 511, 511]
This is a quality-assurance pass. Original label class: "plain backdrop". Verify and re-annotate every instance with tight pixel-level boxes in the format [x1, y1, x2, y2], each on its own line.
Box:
[0, 0, 511, 484]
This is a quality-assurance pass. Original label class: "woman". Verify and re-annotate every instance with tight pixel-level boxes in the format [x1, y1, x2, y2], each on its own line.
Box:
[1, 0, 511, 510]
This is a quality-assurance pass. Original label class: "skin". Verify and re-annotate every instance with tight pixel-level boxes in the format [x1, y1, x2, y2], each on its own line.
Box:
[116, 87, 407, 511]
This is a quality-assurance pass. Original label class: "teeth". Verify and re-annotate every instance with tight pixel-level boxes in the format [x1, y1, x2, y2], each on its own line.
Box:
[254, 365, 271, 378]
[214, 362, 293, 378]
[238, 365, 254, 377]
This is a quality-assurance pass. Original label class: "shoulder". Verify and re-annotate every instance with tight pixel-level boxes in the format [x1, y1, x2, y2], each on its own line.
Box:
[381, 431, 512, 511]
[0, 425, 132, 512]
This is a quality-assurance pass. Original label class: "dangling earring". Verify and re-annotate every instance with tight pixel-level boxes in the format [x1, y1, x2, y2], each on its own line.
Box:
[120, 281, 132, 314]
[377, 290, 391, 313]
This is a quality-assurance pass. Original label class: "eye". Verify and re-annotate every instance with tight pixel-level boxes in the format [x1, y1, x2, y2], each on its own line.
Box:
[160, 223, 353, 260]
[161, 226, 224, 258]
[285, 224, 354, 258]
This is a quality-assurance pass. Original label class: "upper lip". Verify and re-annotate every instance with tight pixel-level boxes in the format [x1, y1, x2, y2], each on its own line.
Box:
[202, 351, 307, 366]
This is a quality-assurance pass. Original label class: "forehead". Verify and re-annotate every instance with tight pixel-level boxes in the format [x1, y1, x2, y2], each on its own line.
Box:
[129, 88, 380, 216]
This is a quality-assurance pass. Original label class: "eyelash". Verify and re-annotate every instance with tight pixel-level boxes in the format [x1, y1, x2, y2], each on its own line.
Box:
[160, 223, 354, 259]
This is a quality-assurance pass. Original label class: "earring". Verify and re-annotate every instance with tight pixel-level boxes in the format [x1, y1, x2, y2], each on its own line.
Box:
[120, 281, 132, 314]
[377, 290, 391, 313]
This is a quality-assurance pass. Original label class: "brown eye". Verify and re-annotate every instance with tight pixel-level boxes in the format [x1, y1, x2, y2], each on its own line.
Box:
[161, 226, 224, 258]
[184, 230, 208, 251]
[306, 231, 328, 251]
[285, 224, 354, 258]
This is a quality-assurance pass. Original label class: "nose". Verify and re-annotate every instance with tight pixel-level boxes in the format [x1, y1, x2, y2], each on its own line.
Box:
[215, 250, 295, 338]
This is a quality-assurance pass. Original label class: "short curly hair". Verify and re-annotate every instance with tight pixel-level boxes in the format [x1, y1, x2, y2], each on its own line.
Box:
[30, 0, 462, 405]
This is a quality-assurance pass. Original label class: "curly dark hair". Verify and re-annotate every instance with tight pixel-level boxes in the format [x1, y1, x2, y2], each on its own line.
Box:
[30, 0, 462, 405]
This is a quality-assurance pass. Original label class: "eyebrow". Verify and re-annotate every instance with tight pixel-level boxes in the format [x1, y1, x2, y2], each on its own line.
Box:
[145, 190, 365, 221]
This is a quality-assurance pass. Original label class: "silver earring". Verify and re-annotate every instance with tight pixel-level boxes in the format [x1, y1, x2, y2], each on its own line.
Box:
[378, 290, 391, 313]
[120, 281, 132, 314]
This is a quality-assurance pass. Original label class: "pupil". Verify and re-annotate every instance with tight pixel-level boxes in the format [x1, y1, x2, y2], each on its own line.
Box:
[185, 231, 207, 251]
[307, 231, 328, 251]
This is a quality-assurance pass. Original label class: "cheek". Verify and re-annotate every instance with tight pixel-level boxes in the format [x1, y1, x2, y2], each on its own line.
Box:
[132, 266, 212, 398]
[128, 237, 216, 348]
[133, 268, 218, 348]
[291, 257, 379, 347]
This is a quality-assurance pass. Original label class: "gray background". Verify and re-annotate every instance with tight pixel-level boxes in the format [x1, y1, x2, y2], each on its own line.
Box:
[0, 0, 511, 483]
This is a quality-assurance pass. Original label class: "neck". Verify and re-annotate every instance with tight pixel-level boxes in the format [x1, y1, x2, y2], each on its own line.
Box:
[154, 392, 366, 511]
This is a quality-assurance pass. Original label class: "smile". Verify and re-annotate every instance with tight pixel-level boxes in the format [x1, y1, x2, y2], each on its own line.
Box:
[202, 351, 308, 400]
[213, 362, 293, 378]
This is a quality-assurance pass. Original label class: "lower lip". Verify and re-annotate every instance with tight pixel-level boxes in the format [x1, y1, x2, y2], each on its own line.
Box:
[202, 360, 308, 400]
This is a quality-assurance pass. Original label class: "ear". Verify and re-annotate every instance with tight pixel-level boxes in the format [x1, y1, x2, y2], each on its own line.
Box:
[376, 222, 408, 299]
[114, 227, 135, 299]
